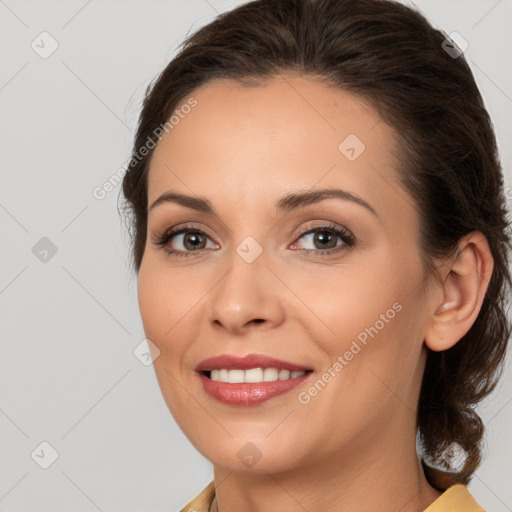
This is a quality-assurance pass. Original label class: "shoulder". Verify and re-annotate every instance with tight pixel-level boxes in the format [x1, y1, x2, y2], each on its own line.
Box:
[179, 480, 215, 512]
[424, 484, 486, 512]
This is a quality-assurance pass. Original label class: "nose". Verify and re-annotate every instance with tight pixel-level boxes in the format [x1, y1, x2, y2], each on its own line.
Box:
[207, 249, 286, 334]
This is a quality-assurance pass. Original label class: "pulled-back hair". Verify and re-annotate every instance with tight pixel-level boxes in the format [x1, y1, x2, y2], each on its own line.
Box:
[120, 0, 511, 489]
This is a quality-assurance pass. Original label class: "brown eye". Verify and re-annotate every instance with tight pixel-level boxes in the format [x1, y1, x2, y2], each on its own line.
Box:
[181, 231, 207, 250]
[312, 230, 338, 250]
[291, 225, 355, 254]
[153, 226, 219, 258]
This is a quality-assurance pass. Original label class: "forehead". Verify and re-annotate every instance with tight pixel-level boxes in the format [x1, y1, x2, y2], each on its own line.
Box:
[146, 74, 412, 230]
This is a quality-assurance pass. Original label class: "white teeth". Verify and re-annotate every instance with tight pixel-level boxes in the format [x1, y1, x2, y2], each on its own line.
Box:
[263, 368, 279, 382]
[228, 369, 245, 383]
[278, 369, 291, 380]
[245, 368, 264, 383]
[208, 367, 307, 383]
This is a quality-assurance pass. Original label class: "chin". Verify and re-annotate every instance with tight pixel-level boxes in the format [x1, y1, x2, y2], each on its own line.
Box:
[191, 432, 306, 475]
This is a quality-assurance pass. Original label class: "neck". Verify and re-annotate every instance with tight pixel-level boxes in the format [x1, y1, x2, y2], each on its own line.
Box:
[211, 418, 441, 512]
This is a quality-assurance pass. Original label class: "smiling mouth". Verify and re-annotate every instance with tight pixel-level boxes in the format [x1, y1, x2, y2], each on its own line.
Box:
[202, 368, 313, 383]
[196, 353, 314, 404]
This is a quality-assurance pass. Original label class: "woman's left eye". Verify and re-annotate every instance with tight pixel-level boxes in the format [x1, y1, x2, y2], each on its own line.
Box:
[290, 225, 355, 255]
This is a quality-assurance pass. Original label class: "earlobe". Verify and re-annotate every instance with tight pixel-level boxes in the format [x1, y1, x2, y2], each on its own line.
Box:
[424, 232, 494, 352]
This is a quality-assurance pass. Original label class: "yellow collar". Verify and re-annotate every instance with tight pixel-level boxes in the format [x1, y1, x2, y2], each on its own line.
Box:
[180, 481, 485, 512]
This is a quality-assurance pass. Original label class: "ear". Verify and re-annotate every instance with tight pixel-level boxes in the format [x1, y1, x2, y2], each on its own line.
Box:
[424, 231, 494, 352]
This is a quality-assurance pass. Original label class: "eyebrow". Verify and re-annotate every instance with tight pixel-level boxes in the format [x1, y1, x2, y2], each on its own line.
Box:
[148, 188, 378, 218]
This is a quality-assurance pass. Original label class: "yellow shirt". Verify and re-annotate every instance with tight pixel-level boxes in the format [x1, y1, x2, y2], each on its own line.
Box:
[179, 481, 485, 512]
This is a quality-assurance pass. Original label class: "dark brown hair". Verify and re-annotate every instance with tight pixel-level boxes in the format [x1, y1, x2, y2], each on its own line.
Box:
[120, 0, 511, 489]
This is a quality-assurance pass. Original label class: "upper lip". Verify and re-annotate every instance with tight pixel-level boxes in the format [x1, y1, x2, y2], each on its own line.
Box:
[195, 353, 312, 372]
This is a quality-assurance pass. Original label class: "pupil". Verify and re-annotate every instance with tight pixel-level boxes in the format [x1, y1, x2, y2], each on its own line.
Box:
[185, 232, 204, 250]
[316, 231, 335, 249]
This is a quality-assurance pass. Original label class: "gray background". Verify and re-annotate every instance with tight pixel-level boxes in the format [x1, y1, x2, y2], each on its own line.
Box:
[1, 1, 511, 511]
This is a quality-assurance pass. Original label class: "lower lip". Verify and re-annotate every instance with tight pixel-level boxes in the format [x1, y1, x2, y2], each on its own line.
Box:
[198, 372, 312, 406]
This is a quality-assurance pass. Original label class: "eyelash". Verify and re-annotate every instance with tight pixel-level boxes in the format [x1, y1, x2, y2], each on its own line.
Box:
[152, 222, 355, 258]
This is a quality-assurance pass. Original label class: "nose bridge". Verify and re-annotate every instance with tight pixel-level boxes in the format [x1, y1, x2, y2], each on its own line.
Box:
[235, 234, 265, 266]
[208, 233, 285, 331]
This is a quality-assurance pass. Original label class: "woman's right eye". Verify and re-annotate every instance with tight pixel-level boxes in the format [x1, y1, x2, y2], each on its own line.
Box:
[153, 226, 219, 257]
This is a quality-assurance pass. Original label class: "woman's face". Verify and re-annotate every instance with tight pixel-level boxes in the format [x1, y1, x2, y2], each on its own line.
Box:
[138, 74, 435, 474]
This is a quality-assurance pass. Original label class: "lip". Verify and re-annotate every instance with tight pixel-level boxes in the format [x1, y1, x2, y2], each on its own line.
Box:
[195, 353, 314, 406]
[195, 353, 311, 372]
[197, 371, 313, 406]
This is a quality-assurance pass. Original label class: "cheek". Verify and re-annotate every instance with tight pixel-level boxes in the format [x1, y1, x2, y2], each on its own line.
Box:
[302, 250, 425, 375]
[137, 260, 200, 354]
[137, 260, 198, 362]
[288, 260, 405, 343]
[137, 265, 167, 343]
[137, 262, 203, 423]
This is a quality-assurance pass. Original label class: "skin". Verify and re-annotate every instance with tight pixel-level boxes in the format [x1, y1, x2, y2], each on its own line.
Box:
[137, 73, 493, 512]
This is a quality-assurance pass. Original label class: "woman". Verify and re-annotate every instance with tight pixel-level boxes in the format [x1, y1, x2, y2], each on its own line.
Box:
[120, 0, 511, 510]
